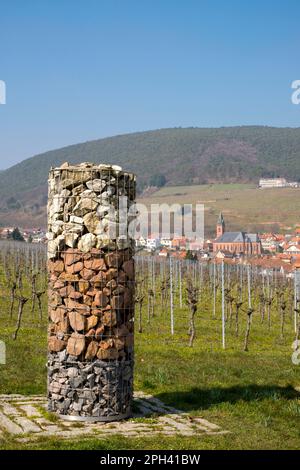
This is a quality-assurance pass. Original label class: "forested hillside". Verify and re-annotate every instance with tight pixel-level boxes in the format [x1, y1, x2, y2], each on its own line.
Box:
[0, 126, 300, 226]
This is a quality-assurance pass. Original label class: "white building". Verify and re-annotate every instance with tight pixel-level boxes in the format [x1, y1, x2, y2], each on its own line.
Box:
[146, 237, 160, 251]
[285, 245, 300, 255]
[32, 236, 44, 244]
[259, 178, 287, 189]
[135, 236, 147, 248]
[260, 236, 280, 252]
[160, 238, 172, 249]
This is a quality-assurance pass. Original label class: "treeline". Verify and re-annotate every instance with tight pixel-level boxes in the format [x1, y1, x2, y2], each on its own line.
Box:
[1, 125, 300, 211]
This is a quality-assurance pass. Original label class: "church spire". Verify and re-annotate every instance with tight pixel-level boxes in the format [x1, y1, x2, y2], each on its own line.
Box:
[216, 212, 225, 238]
[217, 212, 225, 225]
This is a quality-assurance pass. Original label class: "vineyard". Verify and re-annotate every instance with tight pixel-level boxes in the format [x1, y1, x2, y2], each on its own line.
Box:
[1, 241, 299, 353]
[0, 240, 300, 449]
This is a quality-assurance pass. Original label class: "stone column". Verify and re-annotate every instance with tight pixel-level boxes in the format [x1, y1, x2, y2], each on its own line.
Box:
[47, 162, 136, 421]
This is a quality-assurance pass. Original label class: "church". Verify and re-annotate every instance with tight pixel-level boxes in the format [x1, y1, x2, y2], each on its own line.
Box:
[213, 213, 262, 256]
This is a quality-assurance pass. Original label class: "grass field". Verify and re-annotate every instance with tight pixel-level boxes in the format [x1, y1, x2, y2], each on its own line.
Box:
[2, 183, 299, 235]
[0, 264, 299, 450]
[138, 184, 300, 236]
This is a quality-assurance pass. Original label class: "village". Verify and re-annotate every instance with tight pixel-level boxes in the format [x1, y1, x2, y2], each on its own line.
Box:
[135, 213, 300, 276]
[2, 210, 300, 276]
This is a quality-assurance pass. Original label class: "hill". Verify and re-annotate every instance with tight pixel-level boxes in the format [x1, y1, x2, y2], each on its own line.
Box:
[140, 183, 300, 237]
[1, 126, 300, 227]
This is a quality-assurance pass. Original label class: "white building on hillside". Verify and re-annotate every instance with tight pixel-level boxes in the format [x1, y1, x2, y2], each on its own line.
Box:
[259, 178, 287, 189]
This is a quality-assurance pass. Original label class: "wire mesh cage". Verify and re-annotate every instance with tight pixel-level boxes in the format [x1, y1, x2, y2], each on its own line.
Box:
[47, 162, 136, 421]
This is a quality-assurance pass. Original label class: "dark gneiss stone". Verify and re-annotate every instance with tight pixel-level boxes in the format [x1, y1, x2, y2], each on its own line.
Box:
[48, 351, 133, 418]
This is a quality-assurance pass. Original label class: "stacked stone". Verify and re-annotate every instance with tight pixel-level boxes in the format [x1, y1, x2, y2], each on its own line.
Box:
[47, 162, 136, 421]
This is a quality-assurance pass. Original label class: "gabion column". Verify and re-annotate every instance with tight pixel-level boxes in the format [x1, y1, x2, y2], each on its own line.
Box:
[47, 162, 136, 421]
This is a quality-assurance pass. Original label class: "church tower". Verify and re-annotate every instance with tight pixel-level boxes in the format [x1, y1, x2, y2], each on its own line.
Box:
[216, 212, 225, 238]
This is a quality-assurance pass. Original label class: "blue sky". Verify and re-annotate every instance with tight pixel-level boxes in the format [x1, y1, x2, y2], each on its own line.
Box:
[0, 0, 299, 169]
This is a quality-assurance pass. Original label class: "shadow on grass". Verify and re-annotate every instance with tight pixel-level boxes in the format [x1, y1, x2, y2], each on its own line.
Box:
[154, 384, 299, 413]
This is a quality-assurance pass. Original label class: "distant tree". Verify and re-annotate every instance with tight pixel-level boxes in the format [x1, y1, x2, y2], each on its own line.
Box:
[28, 234, 33, 243]
[6, 197, 21, 210]
[185, 250, 197, 261]
[136, 180, 147, 195]
[269, 223, 280, 233]
[9, 227, 24, 242]
[149, 174, 166, 188]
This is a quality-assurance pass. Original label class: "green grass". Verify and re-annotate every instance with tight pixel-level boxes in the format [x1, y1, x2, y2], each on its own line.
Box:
[139, 183, 300, 235]
[0, 277, 299, 450]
